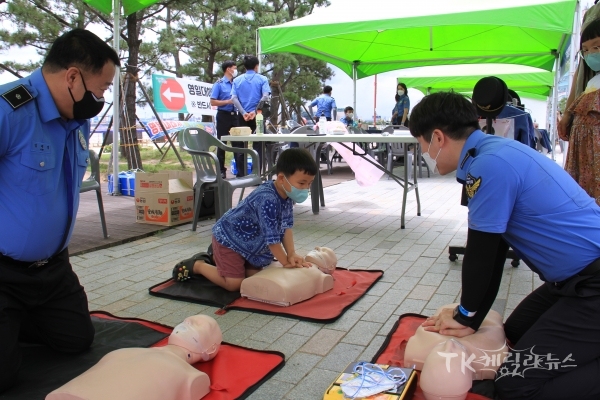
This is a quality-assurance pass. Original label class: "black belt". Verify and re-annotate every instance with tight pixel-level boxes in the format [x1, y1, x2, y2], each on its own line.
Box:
[554, 257, 600, 287]
[217, 110, 237, 115]
[0, 253, 54, 268]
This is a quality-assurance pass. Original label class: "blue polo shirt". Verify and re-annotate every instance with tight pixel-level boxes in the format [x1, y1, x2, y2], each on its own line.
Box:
[340, 116, 357, 127]
[231, 70, 270, 113]
[0, 69, 90, 262]
[456, 130, 600, 282]
[310, 94, 337, 119]
[212, 181, 293, 267]
[210, 77, 234, 112]
[395, 94, 410, 116]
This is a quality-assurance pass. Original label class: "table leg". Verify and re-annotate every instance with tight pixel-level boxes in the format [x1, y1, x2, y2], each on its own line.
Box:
[414, 145, 421, 217]
[401, 145, 409, 229]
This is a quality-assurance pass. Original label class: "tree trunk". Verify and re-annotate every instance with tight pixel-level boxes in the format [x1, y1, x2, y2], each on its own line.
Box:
[123, 12, 143, 170]
[270, 68, 284, 128]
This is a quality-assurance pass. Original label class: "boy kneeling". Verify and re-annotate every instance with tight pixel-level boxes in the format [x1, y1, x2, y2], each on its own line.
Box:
[174, 148, 318, 291]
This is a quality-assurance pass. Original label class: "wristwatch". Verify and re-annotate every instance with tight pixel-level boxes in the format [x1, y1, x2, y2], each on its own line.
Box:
[452, 305, 475, 327]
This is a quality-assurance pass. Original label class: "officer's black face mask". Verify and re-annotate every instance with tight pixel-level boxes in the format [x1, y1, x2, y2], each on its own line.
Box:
[68, 72, 105, 120]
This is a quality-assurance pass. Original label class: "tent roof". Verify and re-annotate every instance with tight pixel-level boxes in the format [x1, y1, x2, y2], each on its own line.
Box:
[82, 0, 158, 15]
[258, 0, 577, 79]
[397, 64, 554, 98]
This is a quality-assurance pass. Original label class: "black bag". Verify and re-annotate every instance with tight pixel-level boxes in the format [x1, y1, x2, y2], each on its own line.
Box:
[193, 184, 216, 220]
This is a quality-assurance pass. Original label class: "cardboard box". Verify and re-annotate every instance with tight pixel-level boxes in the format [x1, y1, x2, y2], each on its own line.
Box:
[134, 171, 195, 226]
[323, 362, 417, 400]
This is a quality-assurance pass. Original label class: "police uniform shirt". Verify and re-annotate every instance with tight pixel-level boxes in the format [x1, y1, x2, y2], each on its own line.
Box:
[0, 69, 90, 262]
[230, 70, 270, 113]
[210, 77, 234, 112]
[456, 130, 600, 282]
[310, 94, 337, 119]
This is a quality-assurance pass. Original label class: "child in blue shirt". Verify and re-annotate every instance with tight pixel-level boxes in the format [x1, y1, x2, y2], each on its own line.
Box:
[173, 148, 318, 291]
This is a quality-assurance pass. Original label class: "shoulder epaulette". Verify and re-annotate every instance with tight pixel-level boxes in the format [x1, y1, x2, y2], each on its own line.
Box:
[1, 85, 34, 109]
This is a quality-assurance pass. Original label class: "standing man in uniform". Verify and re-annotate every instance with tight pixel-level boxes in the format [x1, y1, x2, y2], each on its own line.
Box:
[308, 85, 337, 121]
[231, 55, 271, 177]
[412, 92, 600, 400]
[0, 29, 118, 393]
[210, 60, 238, 179]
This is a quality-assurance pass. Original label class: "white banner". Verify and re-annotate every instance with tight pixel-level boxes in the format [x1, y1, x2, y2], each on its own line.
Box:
[152, 74, 216, 117]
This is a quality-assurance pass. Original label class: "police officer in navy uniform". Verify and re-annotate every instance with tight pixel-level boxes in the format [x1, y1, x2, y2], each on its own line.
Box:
[231, 55, 271, 177]
[210, 60, 238, 179]
[0, 29, 118, 393]
[411, 91, 600, 400]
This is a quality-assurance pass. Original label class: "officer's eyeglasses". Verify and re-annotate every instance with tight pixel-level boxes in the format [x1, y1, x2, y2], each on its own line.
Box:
[579, 46, 600, 57]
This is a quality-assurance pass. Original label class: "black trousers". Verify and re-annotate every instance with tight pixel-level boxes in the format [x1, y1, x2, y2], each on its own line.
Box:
[0, 248, 94, 393]
[496, 267, 600, 400]
[215, 110, 239, 173]
[235, 114, 260, 177]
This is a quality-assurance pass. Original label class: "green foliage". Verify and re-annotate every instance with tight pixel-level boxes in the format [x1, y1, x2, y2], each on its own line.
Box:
[558, 96, 567, 113]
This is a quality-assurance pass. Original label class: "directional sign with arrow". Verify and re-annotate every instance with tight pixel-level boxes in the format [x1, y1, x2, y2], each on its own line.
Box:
[152, 74, 216, 116]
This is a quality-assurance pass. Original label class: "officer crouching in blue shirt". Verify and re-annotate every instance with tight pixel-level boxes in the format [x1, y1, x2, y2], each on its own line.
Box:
[0, 29, 118, 393]
[413, 92, 600, 400]
[210, 60, 239, 179]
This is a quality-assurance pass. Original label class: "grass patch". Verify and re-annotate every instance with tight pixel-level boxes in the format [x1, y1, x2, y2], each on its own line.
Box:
[93, 143, 236, 180]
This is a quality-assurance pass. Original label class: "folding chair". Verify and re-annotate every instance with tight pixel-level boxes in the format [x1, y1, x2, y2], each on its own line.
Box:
[79, 149, 108, 238]
[181, 128, 262, 230]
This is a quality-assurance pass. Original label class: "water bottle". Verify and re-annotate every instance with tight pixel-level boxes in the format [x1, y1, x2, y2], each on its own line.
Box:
[318, 112, 326, 134]
[255, 110, 264, 135]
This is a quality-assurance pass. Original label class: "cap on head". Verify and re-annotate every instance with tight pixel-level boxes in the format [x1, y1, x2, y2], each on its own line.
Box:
[472, 76, 508, 119]
[168, 315, 222, 363]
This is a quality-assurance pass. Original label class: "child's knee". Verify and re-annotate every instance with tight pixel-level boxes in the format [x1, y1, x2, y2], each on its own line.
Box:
[223, 277, 243, 292]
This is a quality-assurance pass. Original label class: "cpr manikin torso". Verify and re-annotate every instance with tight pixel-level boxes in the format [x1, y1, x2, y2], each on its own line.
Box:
[240, 247, 337, 306]
[404, 304, 508, 400]
[46, 315, 222, 400]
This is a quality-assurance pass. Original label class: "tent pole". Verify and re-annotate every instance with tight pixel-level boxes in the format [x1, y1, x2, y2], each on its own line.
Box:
[373, 74, 377, 125]
[257, 30, 261, 71]
[353, 63, 357, 118]
[551, 53, 560, 162]
[568, 1, 581, 96]
[111, 0, 121, 195]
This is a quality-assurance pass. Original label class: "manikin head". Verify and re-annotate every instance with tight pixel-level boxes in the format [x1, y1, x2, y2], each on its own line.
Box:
[168, 315, 222, 364]
[419, 339, 473, 400]
[305, 246, 337, 274]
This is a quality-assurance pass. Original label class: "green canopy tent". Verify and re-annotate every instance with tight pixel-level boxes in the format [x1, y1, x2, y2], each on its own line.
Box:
[81, 0, 161, 194]
[397, 64, 555, 101]
[258, 0, 578, 156]
[258, 0, 576, 79]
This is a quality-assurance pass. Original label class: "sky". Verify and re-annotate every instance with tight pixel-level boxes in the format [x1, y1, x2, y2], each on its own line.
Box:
[1, 0, 594, 127]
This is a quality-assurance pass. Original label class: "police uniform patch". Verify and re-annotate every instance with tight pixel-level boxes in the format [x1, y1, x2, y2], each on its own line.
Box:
[1, 85, 33, 109]
[465, 173, 482, 199]
[78, 130, 87, 150]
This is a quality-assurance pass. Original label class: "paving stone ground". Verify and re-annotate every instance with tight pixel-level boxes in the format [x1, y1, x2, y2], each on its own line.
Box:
[72, 168, 543, 400]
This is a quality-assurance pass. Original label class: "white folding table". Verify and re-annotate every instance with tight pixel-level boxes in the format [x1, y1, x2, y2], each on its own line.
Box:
[220, 132, 421, 228]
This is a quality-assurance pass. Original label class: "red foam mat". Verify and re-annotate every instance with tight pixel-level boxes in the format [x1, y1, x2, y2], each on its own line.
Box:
[92, 312, 285, 400]
[372, 313, 492, 400]
[226, 268, 383, 323]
